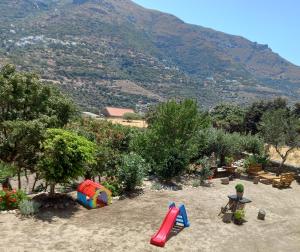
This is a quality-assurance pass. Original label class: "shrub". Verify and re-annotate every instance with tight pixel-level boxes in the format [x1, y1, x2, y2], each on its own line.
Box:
[0, 189, 28, 210]
[197, 156, 213, 183]
[102, 181, 121, 197]
[235, 183, 244, 193]
[225, 157, 234, 166]
[38, 128, 96, 195]
[151, 182, 163, 191]
[19, 200, 40, 216]
[117, 153, 147, 191]
[244, 154, 269, 169]
[123, 112, 142, 121]
[234, 209, 245, 220]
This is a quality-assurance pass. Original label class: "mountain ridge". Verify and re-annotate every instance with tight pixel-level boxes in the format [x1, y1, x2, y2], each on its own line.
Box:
[0, 0, 300, 111]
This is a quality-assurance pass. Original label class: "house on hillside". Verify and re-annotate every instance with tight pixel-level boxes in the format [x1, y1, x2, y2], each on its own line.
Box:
[102, 107, 135, 118]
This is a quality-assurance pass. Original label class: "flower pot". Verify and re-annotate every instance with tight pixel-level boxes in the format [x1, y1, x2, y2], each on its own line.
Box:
[234, 218, 243, 225]
[236, 191, 243, 199]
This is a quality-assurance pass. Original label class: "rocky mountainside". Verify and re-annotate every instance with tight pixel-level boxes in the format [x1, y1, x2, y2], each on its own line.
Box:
[1, 0, 300, 111]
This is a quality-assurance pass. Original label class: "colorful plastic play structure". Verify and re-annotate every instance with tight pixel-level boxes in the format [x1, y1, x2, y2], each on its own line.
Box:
[77, 180, 112, 209]
[150, 202, 190, 247]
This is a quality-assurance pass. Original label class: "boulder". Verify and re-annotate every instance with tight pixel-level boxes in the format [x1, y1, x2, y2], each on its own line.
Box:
[258, 209, 266, 220]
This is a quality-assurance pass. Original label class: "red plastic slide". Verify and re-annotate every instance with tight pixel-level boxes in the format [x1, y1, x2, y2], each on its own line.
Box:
[150, 207, 180, 247]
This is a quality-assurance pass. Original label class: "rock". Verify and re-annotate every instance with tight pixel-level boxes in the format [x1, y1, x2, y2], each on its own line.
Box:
[221, 177, 229, 185]
[64, 202, 70, 207]
[258, 209, 266, 220]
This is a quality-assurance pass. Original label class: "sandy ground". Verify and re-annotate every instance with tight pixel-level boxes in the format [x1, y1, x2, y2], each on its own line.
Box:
[1, 179, 300, 252]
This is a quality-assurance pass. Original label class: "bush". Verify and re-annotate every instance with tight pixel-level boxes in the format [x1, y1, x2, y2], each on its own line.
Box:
[0, 189, 28, 210]
[244, 154, 269, 169]
[19, 200, 40, 216]
[117, 153, 147, 191]
[235, 183, 244, 193]
[234, 209, 245, 220]
[151, 182, 163, 190]
[197, 156, 213, 183]
[123, 112, 142, 121]
[102, 181, 121, 197]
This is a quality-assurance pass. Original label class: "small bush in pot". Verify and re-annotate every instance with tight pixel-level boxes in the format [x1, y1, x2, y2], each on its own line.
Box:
[234, 209, 245, 225]
[235, 183, 244, 199]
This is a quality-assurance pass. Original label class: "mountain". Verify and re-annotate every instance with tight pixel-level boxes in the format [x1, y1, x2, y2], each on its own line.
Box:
[1, 0, 300, 111]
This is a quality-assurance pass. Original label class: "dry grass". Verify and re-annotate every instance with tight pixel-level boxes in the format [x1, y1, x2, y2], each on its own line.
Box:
[268, 146, 300, 167]
[107, 118, 148, 128]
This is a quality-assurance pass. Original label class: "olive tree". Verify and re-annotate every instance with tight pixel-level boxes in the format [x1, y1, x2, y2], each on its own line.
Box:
[260, 109, 300, 175]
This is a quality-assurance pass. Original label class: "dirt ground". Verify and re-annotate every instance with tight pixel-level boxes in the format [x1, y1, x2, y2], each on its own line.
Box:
[1, 178, 300, 252]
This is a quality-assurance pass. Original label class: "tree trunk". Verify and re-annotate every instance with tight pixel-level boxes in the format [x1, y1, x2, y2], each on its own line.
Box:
[98, 176, 101, 183]
[44, 182, 48, 192]
[220, 154, 225, 167]
[24, 169, 29, 187]
[277, 158, 286, 176]
[17, 167, 21, 190]
[49, 183, 55, 196]
[31, 174, 39, 192]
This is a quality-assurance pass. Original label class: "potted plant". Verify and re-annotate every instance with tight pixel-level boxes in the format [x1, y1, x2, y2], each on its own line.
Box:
[233, 209, 245, 225]
[235, 183, 244, 199]
[225, 157, 234, 167]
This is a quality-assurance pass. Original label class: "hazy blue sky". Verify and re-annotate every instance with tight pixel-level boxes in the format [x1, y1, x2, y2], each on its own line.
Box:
[132, 0, 300, 66]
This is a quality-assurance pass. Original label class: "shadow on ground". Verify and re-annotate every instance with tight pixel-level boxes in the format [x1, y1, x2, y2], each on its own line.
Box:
[31, 193, 80, 222]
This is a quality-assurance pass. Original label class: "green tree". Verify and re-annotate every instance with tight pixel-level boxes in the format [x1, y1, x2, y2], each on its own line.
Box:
[244, 98, 288, 134]
[0, 64, 76, 189]
[210, 103, 245, 133]
[132, 99, 210, 180]
[259, 109, 300, 175]
[38, 128, 96, 195]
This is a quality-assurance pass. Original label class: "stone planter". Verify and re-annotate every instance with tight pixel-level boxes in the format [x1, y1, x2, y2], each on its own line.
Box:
[253, 176, 260, 184]
[221, 177, 229, 185]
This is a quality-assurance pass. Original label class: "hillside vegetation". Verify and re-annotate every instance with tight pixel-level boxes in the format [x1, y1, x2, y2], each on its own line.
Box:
[0, 0, 300, 111]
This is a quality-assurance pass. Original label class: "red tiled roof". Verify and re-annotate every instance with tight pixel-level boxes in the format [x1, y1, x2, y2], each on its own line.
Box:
[104, 107, 134, 117]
